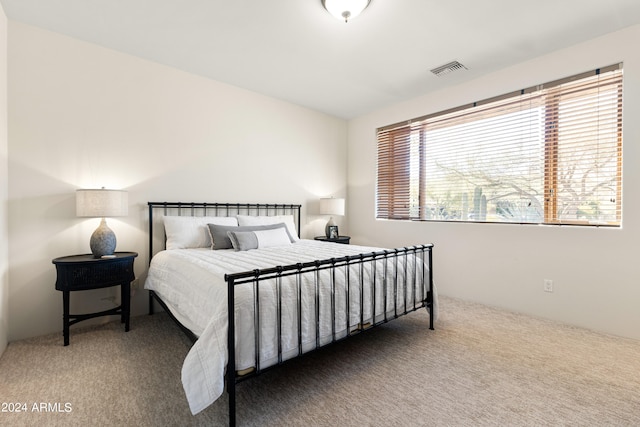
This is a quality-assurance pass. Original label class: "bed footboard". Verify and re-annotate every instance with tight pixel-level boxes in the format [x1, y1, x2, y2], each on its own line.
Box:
[224, 244, 434, 426]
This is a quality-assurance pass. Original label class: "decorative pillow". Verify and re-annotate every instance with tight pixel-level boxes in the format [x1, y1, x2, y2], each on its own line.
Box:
[207, 223, 290, 250]
[164, 216, 238, 250]
[227, 227, 292, 251]
[236, 215, 299, 241]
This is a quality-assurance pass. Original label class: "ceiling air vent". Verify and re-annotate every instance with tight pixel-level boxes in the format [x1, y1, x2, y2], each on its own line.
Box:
[430, 60, 467, 77]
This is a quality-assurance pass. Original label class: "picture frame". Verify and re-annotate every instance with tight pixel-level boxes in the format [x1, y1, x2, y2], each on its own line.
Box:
[328, 225, 339, 239]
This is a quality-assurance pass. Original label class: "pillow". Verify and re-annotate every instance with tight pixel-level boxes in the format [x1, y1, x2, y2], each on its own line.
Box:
[227, 227, 292, 251]
[163, 216, 238, 250]
[207, 223, 290, 250]
[236, 215, 299, 241]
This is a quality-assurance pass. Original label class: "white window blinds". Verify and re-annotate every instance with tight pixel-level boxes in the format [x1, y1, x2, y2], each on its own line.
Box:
[376, 64, 623, 226]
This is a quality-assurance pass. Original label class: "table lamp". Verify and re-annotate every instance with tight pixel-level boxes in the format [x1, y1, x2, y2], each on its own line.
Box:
[76, 188, 128, 258]
[319, 197, 345, 238]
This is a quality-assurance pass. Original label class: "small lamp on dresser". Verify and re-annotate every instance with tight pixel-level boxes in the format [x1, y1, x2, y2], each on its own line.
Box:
[76, 188, 128, 258]
[319, 197, 345, 238]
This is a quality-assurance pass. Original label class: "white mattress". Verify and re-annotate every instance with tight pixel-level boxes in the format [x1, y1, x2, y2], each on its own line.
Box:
[144, 239, 437, 414]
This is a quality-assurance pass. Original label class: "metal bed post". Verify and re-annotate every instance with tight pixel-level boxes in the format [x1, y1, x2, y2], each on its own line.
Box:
[148, 203, 155, 315]
[227, 275, 237, 427]
[428, 246, 434, 330]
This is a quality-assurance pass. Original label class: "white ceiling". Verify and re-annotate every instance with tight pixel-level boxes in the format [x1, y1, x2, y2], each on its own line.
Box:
[2, 0, 640, 119]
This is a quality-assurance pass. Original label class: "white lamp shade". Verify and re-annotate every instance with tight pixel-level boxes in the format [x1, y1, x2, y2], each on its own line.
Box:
[319, 198, 345, 216]
[76, 189, 128, 218]
[322, 0, 371, 22]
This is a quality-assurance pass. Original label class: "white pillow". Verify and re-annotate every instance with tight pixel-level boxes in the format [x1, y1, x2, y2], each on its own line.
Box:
[236, 215, 299, 241]
[164, 216, 238, 249]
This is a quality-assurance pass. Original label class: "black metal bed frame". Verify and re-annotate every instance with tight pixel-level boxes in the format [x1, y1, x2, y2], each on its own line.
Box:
[147, 202, 434, 426]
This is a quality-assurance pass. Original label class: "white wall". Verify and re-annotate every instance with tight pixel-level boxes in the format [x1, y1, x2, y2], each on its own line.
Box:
[348, 24, 640, 340]
[7, 22, 347, 341]
[0, 4, 8, 355]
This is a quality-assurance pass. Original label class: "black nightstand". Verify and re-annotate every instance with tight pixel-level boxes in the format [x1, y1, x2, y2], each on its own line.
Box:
[314, 235, 351, 244]
[52, 252, 137, 346]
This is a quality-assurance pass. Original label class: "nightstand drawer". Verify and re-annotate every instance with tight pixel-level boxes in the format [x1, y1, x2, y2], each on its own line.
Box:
[53, 253, 136, 291]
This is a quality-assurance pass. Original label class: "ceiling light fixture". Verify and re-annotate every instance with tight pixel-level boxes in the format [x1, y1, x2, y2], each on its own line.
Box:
[322, 0, 371, 23]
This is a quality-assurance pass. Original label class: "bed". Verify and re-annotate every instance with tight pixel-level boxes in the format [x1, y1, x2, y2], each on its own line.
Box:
[144, 202, 436, 425]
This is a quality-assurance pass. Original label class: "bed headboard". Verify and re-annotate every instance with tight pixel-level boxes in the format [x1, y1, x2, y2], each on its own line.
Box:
[147, 202, 302, 263]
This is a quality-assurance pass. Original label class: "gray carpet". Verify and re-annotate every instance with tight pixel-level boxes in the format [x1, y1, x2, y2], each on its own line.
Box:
[1, 296, 639, 426]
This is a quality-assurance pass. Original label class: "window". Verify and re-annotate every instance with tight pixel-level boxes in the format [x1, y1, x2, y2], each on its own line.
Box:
[376, 64, 623, 226]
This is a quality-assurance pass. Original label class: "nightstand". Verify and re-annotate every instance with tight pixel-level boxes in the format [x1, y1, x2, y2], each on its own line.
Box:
[52, 252, 137, 346]
[314, 235, 351, 244]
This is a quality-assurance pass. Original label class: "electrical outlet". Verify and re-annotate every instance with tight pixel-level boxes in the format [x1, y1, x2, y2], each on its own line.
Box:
[543, 279, 553, 293]
[101, 295, 117, 305]
[130, 279, 140, 298]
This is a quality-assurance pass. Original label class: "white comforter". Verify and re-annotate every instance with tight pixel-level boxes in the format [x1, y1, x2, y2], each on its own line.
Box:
[144, 239, 437, 414]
